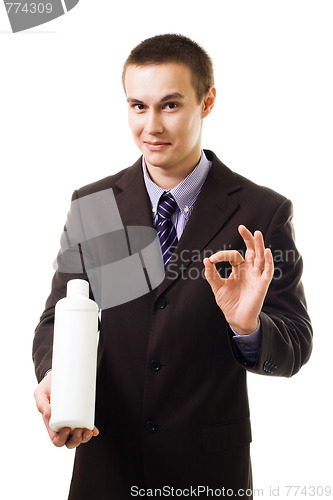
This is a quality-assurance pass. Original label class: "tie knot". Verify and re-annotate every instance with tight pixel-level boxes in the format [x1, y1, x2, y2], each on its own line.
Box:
[157, 193, 178, 221]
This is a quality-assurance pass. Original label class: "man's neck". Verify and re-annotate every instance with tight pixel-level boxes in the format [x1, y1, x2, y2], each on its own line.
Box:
[145, 153, 202, 190]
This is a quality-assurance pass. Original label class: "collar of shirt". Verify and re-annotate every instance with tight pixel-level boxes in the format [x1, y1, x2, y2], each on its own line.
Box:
[142, 151, 212, 221]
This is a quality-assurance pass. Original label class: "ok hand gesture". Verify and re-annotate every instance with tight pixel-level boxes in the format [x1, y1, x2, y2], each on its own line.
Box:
[203, 225, 274, 335]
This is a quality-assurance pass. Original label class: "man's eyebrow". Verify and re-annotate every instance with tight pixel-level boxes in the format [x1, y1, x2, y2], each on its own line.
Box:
[160, 93, 184, 102]
[126, 93, 185, 104]
[127, 97, 144, 104]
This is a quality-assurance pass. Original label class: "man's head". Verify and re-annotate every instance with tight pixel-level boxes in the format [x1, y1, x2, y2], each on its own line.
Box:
[122, 33, 214, 103]
[123, 34, 216, 186]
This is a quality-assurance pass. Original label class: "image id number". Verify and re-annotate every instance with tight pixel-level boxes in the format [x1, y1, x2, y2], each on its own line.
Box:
[285, 486, 332, 496]
[5, 3, 53, 14]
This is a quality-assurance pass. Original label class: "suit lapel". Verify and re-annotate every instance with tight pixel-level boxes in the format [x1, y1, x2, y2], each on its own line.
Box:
[114, 157, 154, 230]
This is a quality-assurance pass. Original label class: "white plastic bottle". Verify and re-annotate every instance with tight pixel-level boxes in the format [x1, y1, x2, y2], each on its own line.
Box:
[49, 279, 99, 432]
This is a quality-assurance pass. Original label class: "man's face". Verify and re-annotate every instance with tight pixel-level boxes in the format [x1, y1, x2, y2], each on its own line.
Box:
[124, 63, 214, 180]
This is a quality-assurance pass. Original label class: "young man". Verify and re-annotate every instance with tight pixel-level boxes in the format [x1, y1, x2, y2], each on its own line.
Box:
[33, 34, 312, 499]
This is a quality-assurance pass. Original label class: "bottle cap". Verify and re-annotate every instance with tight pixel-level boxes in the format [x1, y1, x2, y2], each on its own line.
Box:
[67, 279, 89, 298]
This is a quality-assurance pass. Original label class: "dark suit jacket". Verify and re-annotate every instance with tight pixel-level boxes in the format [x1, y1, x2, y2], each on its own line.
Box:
[33, 150, 312, 499]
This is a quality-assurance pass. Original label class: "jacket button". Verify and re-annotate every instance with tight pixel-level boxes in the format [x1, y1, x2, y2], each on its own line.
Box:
[150, 360, 162, 371]
[145, 420, 157, 432]
[156, 297, 166, 309]
[263, 360, 277, 374]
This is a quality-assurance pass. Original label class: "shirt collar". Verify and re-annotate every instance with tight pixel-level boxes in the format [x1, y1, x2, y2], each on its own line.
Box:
[142, 151, 212, 217]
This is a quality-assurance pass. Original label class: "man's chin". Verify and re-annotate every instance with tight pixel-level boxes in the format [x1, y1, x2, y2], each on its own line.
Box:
[144, 151, 173, 170]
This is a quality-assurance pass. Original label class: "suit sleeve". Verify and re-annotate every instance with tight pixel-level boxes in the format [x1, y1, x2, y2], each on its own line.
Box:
[32, 190, 92, 383]
[231, 198, 313, 377]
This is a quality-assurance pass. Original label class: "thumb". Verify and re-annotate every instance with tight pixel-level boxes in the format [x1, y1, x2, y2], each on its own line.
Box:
[34, 382, 51, 418]
[42, 400, 51, 421]
[203, 257, 224, 295]
[35, 390, 50, 416]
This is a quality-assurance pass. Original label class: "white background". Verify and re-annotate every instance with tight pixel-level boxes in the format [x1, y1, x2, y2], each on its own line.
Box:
[1, 1, 332, 498]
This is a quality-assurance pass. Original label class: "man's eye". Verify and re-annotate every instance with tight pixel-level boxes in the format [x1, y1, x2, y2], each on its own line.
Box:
[132, 104, 146, 111]
[164, 102, 178, 110]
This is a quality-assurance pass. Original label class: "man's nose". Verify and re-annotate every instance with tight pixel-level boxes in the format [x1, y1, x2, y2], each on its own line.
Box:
[144, 110, 164, 135]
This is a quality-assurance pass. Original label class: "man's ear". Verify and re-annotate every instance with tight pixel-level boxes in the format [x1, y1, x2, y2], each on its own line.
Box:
[201, 87, 216, 118]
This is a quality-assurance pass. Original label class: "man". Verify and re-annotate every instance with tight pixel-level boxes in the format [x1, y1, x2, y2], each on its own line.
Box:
[33, 34, 312, 499]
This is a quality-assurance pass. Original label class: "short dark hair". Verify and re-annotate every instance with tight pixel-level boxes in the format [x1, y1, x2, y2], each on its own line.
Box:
[122, 34, 214, 102]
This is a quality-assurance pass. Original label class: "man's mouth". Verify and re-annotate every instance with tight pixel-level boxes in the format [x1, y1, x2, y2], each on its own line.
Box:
[144, 141, 171, 151]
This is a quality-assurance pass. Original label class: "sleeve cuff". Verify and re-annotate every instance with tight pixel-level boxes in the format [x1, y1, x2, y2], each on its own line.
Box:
[230, 319, 262, 364]
[230, 318, 261, 338]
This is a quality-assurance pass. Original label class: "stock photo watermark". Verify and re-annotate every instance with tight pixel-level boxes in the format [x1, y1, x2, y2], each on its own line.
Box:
[54, 188, 165, 310]
[166, 246, 297, 282]
[3, 0, 79, 32]
[54, 187, 299, 310]
[130, 484, 332, 497]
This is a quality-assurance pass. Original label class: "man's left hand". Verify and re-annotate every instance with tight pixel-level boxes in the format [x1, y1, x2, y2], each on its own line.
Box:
[203, 225, 274, 335]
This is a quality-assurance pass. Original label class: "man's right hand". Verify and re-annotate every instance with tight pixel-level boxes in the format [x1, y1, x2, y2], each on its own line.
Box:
[34, 371, 99, 449]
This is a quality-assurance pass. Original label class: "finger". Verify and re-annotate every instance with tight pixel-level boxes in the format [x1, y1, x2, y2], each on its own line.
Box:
[207, 250, 244, 267]
[67, 426, 99, 447]
[81, 431, 92, 444]
[35, 386, 58, 443]
[263, 248, 274, 282]
[203, 257, 225, 294]
[82, 425, 100, 442]
[253, 230, 265, 273]
[65, 428, 84, 450]
[238, 225, 255, 252]
[92, 426, 100, 437]
[41, 406, 69, 445]
[34, 383, 52, 423]
[41, 410, 57, 442]
[51, 427, 71, 447]
[34, 391, 50, 417]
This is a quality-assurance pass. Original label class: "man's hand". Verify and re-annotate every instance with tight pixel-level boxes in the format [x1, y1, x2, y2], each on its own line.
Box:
[34, 370, 99, 449]
[203, 225, 274, 335]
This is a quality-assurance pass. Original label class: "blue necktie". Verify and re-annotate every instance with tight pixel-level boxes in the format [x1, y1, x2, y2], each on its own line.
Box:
[156, 193, 178, 266]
